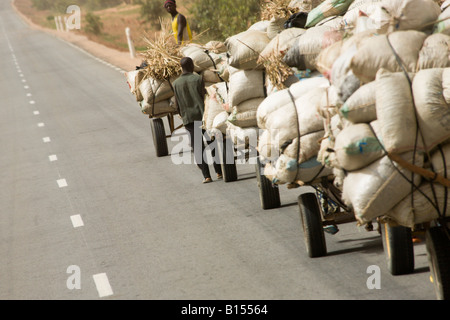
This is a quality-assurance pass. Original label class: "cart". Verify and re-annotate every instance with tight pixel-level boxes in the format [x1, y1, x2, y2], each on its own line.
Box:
[149, 112, 183, 157]
[217, 127, 281, 210]
[296, 175, 357, 258]
[295, 174, 417, 274]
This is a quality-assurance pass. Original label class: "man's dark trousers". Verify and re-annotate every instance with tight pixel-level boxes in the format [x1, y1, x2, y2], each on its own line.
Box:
[184, 122, 222, 179]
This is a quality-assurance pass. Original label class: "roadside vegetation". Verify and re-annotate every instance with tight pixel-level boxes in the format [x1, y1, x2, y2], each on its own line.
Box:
[17, 0, 263, 52]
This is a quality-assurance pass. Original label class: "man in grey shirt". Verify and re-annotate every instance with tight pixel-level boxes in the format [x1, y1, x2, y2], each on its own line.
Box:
[173, 57, 222, 183]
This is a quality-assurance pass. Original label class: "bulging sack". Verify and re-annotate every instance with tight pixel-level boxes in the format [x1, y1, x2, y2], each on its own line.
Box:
[263, 86, 327, 152]
[342, 151, 424, 225]
[125, 69, 145, 102]
[181, 44, 224, 72]
[257, 75, 329, 129]
[375, 69, 422, 154]
[139, 77, 175, 105]
[385, 143, 450, 228]
[350, 30, 427, 83]
[417, 33, 450, 70]
[140, 97, 177, 116]
[227, 98, 264, 128]
[334, 121, 384, 172]
[228, 67, 266, 107]
[412, 68, 450, 151]
[283, 25, 343, 71]
[203, 86, 229, 131]
[267, 154, 332, 185]
[340, 80, 377, 123]
[259, 27, 306, 61]
[225, 30, 270, 70]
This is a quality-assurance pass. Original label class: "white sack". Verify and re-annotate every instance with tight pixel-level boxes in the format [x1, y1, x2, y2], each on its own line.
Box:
[139, 77, 175, 105]
[412, 68, 450, 151]
[342, 151, 424, 225]
[334, 121, 384, 172]
[227, 98, 265, 128]
[340, 80, 377, 123]
[228, 67, 266, 107]
[385, 144, 450, 227]
[417, 33, 450, 70]
[375, 69, 423, 153]
[225, 30, 270, 70]
[350, 30, 427, 83]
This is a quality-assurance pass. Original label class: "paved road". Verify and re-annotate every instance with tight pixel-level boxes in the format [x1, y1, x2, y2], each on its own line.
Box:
[0, 1, 437, 300]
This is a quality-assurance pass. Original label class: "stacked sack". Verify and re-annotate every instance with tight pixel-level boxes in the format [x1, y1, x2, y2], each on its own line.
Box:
[223, 26, 271, 145]
[255, 0, 350, 186]
[125, 68, 178, 117]
[310, 0, 450, 228]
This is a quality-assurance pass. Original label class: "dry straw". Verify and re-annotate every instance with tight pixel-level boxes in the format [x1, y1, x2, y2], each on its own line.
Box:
[261, 52, 293, 90]
[260, 0, 297, 21]
[141, 19, 183, 81]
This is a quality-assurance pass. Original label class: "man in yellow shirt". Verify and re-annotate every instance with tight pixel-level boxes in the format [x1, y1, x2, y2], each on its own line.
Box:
[164, 0, 192, 45]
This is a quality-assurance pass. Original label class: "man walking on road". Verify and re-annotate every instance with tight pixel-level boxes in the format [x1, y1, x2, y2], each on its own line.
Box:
[172, 57, 222, 183]
[164, 0, 192, 45]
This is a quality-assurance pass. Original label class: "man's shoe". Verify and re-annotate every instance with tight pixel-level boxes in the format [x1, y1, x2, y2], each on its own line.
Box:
[216, 174, 223, 180]
[202, 177, 212, 184]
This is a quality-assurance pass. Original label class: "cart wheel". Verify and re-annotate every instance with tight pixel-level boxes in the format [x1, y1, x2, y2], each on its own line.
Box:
[426, 226, 450, 300]
[298, 192, 326, 258]
[381, 223, 415, 275]
[219, 138, 237, 182]
[255, 158, 280, 210]
[150, 118, 168, 157]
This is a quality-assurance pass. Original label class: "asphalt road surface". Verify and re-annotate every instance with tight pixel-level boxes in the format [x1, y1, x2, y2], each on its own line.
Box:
[0, 1, 437, 301]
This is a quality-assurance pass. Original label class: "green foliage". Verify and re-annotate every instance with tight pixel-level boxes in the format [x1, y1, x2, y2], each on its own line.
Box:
[135, 0, 167, 29]
[189, 0, 261, 41]
[31, 0, 52, 10]
[84, 12, 103, 34]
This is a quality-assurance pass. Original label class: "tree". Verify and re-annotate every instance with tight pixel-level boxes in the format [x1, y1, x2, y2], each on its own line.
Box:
[135, 0, 167, 29]
[84, 12, 103, 34]
[189, 0, 261, 41]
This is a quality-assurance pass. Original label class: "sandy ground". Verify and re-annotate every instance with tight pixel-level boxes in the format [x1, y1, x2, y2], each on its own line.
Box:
[11, 0, 144, 72]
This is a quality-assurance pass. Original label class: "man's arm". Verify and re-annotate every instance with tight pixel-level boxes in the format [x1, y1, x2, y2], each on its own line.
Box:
[177, 14, 187, 45]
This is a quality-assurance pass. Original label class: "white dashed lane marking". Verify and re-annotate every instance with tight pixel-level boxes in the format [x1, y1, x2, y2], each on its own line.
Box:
[43, 137, 51, 143]
[57, 179, 68, 188]
[70, 214, 84, 228]
[93, 273, 113, 298]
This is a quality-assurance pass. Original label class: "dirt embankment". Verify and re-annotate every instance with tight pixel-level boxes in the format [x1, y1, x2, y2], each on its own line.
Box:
[11, 0, 144, 72]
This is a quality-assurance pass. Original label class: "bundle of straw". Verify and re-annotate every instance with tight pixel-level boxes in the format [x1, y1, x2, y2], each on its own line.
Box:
[260, 0, 297, 21]
[260, 52, 293, 90]
[141, 19, 183, 81]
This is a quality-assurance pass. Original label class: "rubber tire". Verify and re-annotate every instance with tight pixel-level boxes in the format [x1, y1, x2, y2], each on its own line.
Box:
[255, 158, 280, 210]
[150, 118, 168, 157]
[381, 223, 415, 275]
[426, 227, 450, 300]
[298, 192, 326, 258]
[220, 138, 237, 182]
